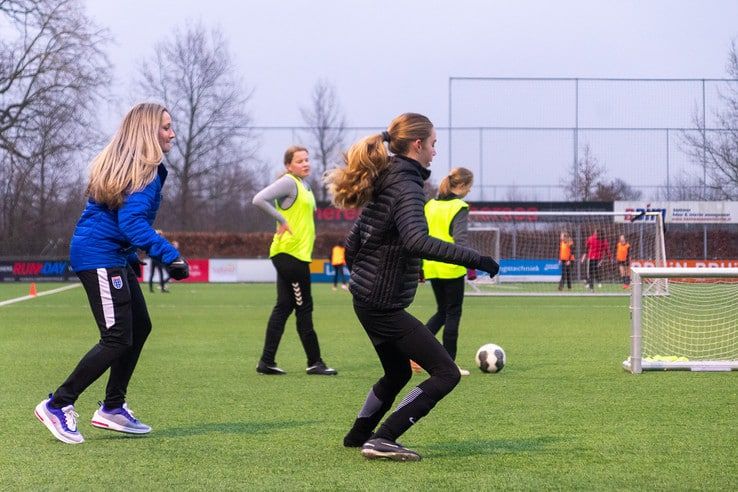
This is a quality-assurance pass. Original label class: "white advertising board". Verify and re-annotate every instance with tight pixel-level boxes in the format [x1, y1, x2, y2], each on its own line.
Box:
[614, 201, 738, 224]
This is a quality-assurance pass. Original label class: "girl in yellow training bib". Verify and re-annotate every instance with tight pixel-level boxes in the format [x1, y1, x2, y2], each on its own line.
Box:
[423, 167, 475, 376]
[252, 145, 337, 376]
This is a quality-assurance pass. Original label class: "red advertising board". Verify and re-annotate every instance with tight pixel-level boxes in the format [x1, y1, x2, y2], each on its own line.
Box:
[174, 258, 209, 283]
[632, 259, 738, 268]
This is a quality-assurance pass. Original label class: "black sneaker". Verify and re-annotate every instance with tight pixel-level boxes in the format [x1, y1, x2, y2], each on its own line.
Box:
[361, 438, 421, 461]
[306, 361, 337, 375]
[256, 360, 286, 375]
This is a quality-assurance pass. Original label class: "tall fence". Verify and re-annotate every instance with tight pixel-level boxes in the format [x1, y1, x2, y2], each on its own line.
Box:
[448, 77, 738, 201]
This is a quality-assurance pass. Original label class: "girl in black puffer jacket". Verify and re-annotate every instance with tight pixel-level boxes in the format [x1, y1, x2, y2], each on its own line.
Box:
[326, 112, 499, 461]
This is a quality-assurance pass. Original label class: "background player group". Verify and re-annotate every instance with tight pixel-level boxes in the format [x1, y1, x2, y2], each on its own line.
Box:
[569, 230, 631, 290]
[35, 107, 499, 463]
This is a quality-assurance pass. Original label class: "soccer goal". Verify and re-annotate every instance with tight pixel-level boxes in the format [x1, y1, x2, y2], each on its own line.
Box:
[624, 267, 738, 373]
[465, 210, 666, 296]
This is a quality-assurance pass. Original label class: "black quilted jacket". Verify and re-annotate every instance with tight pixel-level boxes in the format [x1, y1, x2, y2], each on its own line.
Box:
[345, 155, 482, 310]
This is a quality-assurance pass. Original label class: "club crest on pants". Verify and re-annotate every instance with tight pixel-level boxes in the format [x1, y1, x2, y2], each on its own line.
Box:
[111, 275, 123, 290]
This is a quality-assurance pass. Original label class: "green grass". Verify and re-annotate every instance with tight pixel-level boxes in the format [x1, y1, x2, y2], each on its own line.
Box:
[1, 282, 736, 490]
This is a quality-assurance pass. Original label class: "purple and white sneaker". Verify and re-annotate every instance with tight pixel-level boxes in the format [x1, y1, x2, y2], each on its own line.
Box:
[35, 397, 84, 444]
[91, 403, 151, 434]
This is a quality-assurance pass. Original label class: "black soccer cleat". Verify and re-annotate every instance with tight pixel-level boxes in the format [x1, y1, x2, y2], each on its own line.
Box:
[306, 361, 337, 375]
[256, 360, 286, 375]
[343, 429, 372, 448]
[361, 438, 421, 461]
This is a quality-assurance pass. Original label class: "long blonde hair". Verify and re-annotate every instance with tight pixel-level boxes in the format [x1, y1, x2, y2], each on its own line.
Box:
[326, 113, 433, 209]
[87, 103, 168, 209]
[438, 167, 474, 198]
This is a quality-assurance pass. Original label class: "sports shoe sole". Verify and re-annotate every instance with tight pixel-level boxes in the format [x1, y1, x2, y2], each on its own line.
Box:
[306, 369, 338, 375]
[34, 402, 84, 444]
[91, 410, 151, 434]
[361, 448, 421, 462]
[256, 368, 287, 375]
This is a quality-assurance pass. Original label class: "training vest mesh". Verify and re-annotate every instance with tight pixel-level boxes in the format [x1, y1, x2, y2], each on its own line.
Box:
[269, 174, 315, 262]
[423, 198, 468, 279]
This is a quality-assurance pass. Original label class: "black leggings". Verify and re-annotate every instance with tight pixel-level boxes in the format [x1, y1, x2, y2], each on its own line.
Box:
[587, 259, 600, 287]
[53, 265, 152, 408]
[333, 264, 346, 287]
[348, 303, 461, 442]
[426, 276, 465, 360]
[260, 253, 322, 366]
[559, 261, 572, 289]
[148, 258, 167, 291]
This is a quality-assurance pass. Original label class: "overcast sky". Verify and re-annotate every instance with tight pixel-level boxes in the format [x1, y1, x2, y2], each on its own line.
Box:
[84, 0, 738, 198]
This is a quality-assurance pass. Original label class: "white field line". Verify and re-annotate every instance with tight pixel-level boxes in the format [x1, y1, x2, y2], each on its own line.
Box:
[0, 283, 81, 307]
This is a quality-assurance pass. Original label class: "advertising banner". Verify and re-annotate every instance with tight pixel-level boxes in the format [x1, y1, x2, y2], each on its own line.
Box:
[631, 259, 738, 268]
[309, 260, 349, 283]
[614, 201, 738, 224]
[142, 258, 210, 283]
[499, 259, 561, 282]
[0, 260, 75, 282]
[176, 258, 209, 283]
[208, 259, 276, 282]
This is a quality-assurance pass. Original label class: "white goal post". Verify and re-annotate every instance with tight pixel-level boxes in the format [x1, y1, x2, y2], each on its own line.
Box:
[624, 267, 738, 373]
[465, 210, 666, 296]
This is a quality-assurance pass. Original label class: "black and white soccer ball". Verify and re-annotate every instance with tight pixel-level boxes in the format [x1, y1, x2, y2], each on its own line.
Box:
[475, 343, 506, 373]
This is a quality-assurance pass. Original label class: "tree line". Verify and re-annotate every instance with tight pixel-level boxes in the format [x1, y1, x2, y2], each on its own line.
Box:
[2, 0, 737, 256]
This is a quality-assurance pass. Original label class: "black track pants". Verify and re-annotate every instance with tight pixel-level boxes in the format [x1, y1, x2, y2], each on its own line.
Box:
[52, 265, 152, 408]
[425, 276, 465, 360]
[260, 253, 321, 366]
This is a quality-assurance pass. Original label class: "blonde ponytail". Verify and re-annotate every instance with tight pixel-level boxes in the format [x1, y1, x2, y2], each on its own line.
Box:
[327, 134, 388, 209]
[327, 112, 434, 209]
[438, 167, 474, 198]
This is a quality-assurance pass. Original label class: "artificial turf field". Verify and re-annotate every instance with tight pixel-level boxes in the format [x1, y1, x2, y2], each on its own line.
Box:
[1, 282, 736, 490]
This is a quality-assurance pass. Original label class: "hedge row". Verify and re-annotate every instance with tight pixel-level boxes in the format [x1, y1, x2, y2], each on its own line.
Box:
[164, 231, 351, 259]
[163, 228, 738, 260]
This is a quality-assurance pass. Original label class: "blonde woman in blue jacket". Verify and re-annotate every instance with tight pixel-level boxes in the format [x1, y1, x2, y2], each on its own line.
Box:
[423, 168, 474, 376]
[35, 103, 188, 444]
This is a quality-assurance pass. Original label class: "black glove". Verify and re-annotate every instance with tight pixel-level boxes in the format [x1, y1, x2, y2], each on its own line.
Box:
[130, 260, 145, 277]
[477, 256, 499, 277]
[166, 256, 190, 280]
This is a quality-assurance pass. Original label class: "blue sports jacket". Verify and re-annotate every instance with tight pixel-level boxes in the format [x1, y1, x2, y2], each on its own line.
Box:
[69, 164, 180, 272]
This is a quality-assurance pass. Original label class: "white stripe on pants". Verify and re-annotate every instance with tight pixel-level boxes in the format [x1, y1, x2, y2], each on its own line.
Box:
[97, 268, 115, 329]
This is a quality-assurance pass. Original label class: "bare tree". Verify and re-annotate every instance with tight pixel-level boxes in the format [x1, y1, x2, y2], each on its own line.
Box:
[654, 173, 724, 200]
[682, 40, 738, 199]
[300, 79, 346, 201]
[593, 178, 642, 201]
[561, 144, 605, 201]
[138, 22, 259, 231]
[0, 0, 111, 254]
[505, 184, 540, 201]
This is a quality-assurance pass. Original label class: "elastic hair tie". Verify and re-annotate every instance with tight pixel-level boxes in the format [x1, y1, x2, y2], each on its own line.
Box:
[381, 131, 391, 143]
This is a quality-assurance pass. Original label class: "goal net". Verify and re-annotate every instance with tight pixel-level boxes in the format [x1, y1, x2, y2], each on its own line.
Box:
[465, 211, 665, 296]
[624, 267, 738, 373]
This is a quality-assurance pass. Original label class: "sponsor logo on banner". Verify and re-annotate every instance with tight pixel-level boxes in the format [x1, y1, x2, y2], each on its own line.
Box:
[0, 260, 74, 281]
[615, 201, 738, 224]
[499, 259, 561, 282]
[632, 259, 738, 268]
[111, 275, 123, 289]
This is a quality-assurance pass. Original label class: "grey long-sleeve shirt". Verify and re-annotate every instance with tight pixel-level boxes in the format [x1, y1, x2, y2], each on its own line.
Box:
[449, 207, 469, 247]
[251, 175, 312, 224]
